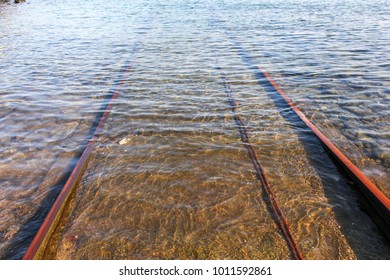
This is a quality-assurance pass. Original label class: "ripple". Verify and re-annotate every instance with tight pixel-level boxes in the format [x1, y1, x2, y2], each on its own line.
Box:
[1, 0, 389, 260]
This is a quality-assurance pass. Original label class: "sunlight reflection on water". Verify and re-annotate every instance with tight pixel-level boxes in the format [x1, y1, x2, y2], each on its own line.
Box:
[0, 0, 389, 259]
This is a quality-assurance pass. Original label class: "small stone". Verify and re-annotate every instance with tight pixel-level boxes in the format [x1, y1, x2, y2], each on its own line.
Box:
[373, 146, 387, 159]
[119, 137, 131, 145]
[356, 130, 367, 140]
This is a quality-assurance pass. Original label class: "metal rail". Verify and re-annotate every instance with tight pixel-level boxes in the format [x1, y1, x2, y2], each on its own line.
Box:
[22, 45, 140, 260]
[219, 66, 304, 259]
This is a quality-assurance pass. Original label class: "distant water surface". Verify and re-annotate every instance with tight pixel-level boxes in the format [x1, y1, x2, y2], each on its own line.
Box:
[0, 0, 389, 259]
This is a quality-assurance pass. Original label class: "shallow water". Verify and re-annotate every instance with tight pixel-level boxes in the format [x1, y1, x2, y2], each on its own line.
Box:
[0, 0, 389, 259]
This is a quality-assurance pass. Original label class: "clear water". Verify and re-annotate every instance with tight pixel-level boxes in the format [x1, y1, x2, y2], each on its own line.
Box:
[0, 0, 389, 259]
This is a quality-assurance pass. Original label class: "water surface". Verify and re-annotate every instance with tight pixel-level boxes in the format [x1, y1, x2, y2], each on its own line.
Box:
[0, 0, 389, 259]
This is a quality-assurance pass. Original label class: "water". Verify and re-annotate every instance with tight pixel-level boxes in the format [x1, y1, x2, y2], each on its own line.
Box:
[0, 0, 389, 259]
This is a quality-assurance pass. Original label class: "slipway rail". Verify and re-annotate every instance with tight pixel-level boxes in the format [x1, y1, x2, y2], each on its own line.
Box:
[231, 41, 390, 236]
[22, 44, 140, 260]
[22, 35, 389, 259]
[257, 66, 390, 235]
[218, 66, 304, 260]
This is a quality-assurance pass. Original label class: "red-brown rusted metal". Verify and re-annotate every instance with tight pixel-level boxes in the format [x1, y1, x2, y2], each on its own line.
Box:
[22, 62, 134, 260]
[220, 68, 304, 260]
[258, 66, 390, 225]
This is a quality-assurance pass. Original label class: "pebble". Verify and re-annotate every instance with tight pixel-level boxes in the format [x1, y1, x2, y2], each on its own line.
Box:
[12, 152, 27, 160]
[119, 129, 143, 145]
[119, 137, 131, 145]
[372, 146, 387, 159]
[5, 148, 17, 155]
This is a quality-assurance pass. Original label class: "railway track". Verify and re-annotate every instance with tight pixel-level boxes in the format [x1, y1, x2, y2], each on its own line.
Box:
[231, 42, 390, 237]
[21, 38, 390, 260]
